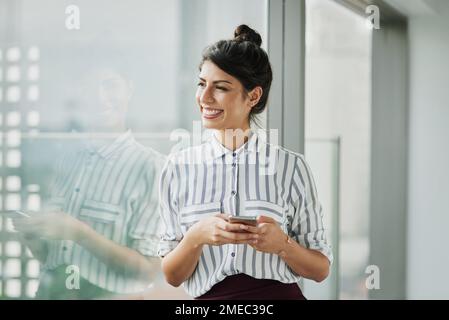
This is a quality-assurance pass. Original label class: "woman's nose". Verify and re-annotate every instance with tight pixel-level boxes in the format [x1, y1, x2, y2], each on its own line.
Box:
[200, 86, 214, 104]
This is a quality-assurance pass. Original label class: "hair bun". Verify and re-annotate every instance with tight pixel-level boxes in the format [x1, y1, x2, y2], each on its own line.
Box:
[234, 24, 262, 47]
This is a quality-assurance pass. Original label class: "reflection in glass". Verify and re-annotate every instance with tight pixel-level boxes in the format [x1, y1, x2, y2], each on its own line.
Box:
[0, 0, 267, 300]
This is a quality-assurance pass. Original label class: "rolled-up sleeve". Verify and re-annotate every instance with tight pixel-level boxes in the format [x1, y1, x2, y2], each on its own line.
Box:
[157, 157, 182, 258]
[290, 155, 333, 265]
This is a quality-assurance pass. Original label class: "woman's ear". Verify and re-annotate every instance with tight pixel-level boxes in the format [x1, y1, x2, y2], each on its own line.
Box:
[248, 86, 263, 109]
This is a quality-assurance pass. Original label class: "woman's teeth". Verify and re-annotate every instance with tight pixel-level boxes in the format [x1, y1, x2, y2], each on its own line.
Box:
[202, 108, 224, 119]
[203, 108, 222, 115]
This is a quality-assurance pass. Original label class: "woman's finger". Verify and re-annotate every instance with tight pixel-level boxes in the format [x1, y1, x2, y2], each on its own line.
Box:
[217, 229, 258, 242]
[257, 224, 270, 234]
[248, 242, 260, 250]
[217, 220, 248, 233]
[213, 235, 255, 245]
[257, 215, 276, 224]
[238, 224, 260, 234]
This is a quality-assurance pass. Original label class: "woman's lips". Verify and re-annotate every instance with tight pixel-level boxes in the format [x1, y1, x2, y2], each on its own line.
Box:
[202, 107, 224, 120]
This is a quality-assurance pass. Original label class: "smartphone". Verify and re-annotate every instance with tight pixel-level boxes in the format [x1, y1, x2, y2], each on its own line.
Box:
[228, 215, 258, 226]
[1, 210, 31, 219]
[15, 210, 31, 218]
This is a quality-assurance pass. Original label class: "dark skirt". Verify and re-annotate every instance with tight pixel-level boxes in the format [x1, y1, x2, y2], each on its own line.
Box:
[195, 273, 306, 300]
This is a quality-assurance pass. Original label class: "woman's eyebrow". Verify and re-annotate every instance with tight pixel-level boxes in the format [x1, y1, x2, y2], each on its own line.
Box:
[198, 77, 232, 85]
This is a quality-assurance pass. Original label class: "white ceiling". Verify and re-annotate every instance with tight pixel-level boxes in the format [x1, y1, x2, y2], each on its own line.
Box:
[383, 0, 441, 16]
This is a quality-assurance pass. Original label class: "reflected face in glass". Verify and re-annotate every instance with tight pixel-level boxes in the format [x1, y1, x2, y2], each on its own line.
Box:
[80, 69, 132, 132]
[196, 61, 252, 131]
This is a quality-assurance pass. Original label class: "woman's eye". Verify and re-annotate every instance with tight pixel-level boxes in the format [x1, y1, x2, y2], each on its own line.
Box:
[216, 86, 228, 91]
[197, 82, 205, 87]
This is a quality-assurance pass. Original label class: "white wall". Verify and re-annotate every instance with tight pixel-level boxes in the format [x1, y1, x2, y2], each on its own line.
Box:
[407, 0, 449, 299]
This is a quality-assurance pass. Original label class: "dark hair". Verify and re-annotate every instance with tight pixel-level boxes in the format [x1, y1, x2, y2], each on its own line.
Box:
[199, 24, 273, 126]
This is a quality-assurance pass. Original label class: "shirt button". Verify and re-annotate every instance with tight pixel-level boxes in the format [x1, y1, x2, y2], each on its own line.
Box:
[231, 252, 235, 257]
[232, 152, 236, 157]
[231, 191, 236, 196]
[62, 246, 68, 251]
[232, 163, 236, 167]
[75, 188, 80, 193]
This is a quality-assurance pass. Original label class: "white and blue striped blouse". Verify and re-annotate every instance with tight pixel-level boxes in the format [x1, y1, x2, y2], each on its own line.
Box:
[158, 131, 333, 298]
[43, 130, 165, 294]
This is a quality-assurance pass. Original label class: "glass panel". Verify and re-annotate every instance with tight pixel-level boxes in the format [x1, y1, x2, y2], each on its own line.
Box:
[6, 280, 21, 298]
[27, 65, 40, 81]
[6, 112, 21, 127]
[305, 0, 372, 299]
[6, 48, 21, 62]
[26, 260, 40, 278]
[26, 280, 39, 298]
[303, 138, 340, 299]
[6, 66, 21, 83]
[1, 0, 267, 300]
[6, 86, 20, 103]
[4, 259, 21, 278]
[5, 241, 21, 257]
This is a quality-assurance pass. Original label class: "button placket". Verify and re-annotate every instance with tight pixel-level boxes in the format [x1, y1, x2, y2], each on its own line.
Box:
[73, 156, 88, 195]
[60, 240, 72, 260]
[231, 152, 238, 200]
[86, 151, 95, 167]
[71, 154, 91, 215]
[231, 151, 240, 271]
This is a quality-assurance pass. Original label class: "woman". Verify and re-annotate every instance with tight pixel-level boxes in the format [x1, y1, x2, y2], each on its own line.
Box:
[158, 25, 332, 299]
[13, 67, 163, 299]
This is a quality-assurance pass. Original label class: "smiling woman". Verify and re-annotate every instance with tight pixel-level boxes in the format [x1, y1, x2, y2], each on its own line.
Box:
[158, 25, 333, 300]
[197, 62, 255, 131]
[196, 25, 271, 135]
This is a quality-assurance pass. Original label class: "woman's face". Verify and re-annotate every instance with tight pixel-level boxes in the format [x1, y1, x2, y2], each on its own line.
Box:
[196, 60, 252, 131]
[80, 69, 132, 132]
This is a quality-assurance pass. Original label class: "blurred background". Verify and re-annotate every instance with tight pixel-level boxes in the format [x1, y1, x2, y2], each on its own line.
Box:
[0, 0, 447, 299]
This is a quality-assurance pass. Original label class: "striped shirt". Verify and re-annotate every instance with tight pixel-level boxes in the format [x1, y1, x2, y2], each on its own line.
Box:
[158, 131, 333, 298]
[43, 130, 165, 294]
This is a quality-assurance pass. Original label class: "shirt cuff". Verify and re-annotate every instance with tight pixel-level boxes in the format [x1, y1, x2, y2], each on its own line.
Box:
[308, 242, 334, 266]
[157, 240, 180, 258]
[293, 235, 334, 266]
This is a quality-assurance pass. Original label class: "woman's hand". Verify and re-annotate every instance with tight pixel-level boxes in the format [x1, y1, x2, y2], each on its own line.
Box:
[187, 213, 258, 247]
[242, 215, 330, 282]
[12, 212, 88, 241]
[240, 215, 288, 255]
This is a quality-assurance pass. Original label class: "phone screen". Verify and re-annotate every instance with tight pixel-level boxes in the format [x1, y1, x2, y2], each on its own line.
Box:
[228, 216, 258, 226]
[15, 210, 31, 218]
[1, 210, 31, 219]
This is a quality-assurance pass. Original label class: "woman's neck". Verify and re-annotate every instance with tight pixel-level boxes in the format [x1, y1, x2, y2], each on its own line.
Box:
[215, 126, 252, 151]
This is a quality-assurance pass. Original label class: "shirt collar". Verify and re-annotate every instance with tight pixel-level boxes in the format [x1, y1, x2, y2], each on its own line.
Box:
[207, 130, 259, 161]
[85, 129, 135, 159]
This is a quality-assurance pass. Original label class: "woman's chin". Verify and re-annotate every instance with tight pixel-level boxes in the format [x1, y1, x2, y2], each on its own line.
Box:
[202, 119, 223, 129]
